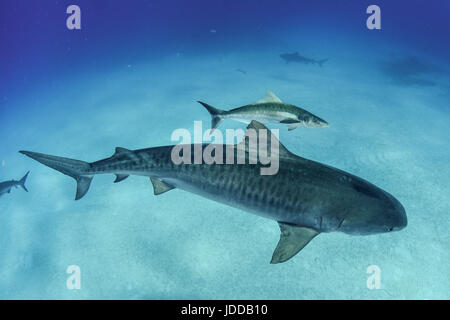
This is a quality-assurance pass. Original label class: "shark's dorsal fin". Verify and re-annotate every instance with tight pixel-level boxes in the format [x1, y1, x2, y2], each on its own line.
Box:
[257, 90, 282, 103]
[236, 120, 295, 159]
[271, 222, 319, 264]
[150, 177, 175, 195]
[114, 147, 133, 156]
[114, 174, 129, 183]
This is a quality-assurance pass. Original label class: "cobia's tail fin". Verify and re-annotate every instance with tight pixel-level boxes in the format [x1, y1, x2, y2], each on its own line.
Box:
[317, 59, 328, 67]
[197, 101, 225, 130]
[19, 150, 93, 200]
[19, 171, 30, 192]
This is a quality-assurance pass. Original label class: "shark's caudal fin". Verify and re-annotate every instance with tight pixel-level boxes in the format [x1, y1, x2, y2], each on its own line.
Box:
[197, 101, 225, 130]
[19, 151, 92, 200]
[19, 171, 30, 192]
[317, 59, 328, 67]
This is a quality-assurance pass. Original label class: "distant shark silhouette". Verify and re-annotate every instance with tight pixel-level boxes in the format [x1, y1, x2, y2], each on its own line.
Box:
[280, 52, 328, 67]
[0, 171, 29, 198]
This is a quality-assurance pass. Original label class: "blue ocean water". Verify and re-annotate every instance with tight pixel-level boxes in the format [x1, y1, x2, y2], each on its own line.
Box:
[0, 0, 449, 299]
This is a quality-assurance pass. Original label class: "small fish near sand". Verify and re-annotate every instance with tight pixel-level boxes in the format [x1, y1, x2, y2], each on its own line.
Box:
[0, 171, 29, 198]
[198, 90, 329, 131]
[280, 52, 328, 67]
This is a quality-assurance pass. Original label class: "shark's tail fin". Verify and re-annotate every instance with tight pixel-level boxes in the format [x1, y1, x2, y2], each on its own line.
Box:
[19, 151, 93, 200]
[317, 59, 328, 67]
[197, 101, 226, 130]
[19, 171, 29, 192]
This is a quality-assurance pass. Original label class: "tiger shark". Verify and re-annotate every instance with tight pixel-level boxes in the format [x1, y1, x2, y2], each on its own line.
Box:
[280, 52, 328, 66]
[0, 171, 29, 197]
[20, 122, 407, 263]
[198, 90, 329, 131]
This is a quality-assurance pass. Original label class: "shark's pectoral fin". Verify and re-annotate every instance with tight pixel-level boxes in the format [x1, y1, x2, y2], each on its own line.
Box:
[271, 222, 319, 264]
[114, 174, 129, 183]
[150, 177, 175, 195]
[7, 189, 11, 193]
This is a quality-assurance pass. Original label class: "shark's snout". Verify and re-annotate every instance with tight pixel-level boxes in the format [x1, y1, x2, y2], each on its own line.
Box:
[390, 198, 407, 231]
[376, 193, 407, 234]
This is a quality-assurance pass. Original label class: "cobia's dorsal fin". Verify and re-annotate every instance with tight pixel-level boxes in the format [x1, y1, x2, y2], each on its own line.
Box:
[256, 90, 282, 103]
[236, 120, 295, 159]
[271, 222, 319, 264]
[150, 177, 175, 195]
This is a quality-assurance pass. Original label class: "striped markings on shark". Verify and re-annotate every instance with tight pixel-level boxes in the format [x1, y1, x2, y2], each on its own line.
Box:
[20, 121, 407, 263]
[0, 171, 29, 198]
[198, 90, 329, 131]
[171, 122, 281, 176]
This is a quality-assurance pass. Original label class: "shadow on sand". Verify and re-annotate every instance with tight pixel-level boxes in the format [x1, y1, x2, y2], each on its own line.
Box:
[381, 57, 439, 86]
